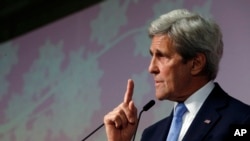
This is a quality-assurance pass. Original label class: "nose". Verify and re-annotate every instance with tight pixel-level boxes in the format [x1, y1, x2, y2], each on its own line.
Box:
[148, 57, 159, 74]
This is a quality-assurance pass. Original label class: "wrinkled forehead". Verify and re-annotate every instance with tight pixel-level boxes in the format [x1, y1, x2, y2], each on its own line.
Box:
[150, 34, 175, 53]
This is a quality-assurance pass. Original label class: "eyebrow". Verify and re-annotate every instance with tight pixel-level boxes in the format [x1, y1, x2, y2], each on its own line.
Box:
[149, 49, 165, 56]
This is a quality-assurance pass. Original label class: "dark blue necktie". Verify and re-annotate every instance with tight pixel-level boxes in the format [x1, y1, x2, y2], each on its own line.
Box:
[166, 103, 187, 141]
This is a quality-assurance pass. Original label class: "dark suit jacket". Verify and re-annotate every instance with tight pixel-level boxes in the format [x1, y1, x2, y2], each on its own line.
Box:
[141, 83, 250, 141]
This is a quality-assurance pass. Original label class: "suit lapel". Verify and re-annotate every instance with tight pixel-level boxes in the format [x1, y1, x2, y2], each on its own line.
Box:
[159, 112, 173, 141]
[183, 83, 228, 141]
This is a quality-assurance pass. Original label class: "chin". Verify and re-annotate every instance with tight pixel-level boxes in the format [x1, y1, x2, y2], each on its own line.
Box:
[155, 92, 166, 101]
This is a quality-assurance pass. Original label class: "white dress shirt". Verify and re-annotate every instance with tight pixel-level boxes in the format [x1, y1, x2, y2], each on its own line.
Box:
[173, 81, 215, 141]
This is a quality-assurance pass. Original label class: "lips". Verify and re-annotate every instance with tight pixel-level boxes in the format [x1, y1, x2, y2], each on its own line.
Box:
[155, 79, 163, 83]
[154, 80, 163, 86]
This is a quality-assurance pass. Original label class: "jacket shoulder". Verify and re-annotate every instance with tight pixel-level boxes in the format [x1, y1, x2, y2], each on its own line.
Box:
[141, 117, 170, 141]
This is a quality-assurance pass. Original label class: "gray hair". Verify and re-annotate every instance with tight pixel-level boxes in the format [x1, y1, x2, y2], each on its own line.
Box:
[148, 9, 223, 80]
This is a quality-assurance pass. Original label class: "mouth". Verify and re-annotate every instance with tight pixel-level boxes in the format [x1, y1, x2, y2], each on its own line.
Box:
[155, 80, 163, 86]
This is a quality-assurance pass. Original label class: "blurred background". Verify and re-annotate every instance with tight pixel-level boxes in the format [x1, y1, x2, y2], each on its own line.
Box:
[1, 0, 250, 141]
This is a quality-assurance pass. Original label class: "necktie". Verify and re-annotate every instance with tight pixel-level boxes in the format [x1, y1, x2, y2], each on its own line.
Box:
[166, 103, 187, 141]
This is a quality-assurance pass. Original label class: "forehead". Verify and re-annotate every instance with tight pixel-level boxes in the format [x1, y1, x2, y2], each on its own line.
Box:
[150, 35, 175, 53]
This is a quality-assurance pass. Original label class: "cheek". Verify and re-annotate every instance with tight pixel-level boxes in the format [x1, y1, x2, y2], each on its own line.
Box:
[174, 67, 193, 89]
[160, 65, 175, 81]
[161, 64, 188, 88]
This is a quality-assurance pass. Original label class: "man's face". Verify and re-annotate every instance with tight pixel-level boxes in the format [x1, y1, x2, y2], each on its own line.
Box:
[148, 35, 193, 101]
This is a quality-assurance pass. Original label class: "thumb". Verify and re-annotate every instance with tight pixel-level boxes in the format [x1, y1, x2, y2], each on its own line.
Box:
[128, 101, 137, 123]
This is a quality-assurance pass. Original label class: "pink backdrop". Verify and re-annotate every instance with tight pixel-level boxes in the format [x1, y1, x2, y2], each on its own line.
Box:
[0, 0, 250, 141]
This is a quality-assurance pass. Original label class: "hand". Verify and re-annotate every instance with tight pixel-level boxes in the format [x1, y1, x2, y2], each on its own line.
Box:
[104, 79, 138, 141]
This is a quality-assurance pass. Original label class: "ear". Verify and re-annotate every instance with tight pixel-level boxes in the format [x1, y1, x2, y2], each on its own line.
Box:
[191, 53, 206, 75]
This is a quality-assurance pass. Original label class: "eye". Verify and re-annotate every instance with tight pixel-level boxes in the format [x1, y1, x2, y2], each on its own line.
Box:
[156, 51, 164, 57]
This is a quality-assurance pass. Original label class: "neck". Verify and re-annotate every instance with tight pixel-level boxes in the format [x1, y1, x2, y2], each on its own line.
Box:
[176, 77, 211, 102]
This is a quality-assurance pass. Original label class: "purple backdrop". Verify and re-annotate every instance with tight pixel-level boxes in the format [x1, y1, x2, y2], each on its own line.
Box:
[0, 0, 250, 141]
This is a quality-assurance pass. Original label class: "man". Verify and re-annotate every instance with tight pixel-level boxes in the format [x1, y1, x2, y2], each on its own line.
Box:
[104, 9, 250, 141]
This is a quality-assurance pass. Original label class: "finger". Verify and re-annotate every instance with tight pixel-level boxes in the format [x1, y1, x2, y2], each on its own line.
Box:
[128, 101, 137, 123]
[119, 101, 137, 124]
[123, 79, 134, 104]
[115, 109, 128, 128]
[104, 112, 122, 128]
[104, 108, 128, 129]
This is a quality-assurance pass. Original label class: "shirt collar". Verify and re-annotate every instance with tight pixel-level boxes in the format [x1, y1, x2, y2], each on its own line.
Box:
[174, 81, 215, 115]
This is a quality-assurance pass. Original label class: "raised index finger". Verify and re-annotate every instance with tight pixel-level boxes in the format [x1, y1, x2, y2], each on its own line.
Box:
[123, 79, 134, 104]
